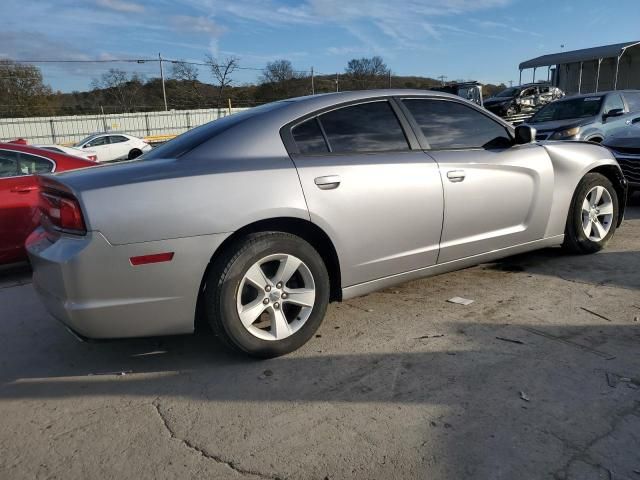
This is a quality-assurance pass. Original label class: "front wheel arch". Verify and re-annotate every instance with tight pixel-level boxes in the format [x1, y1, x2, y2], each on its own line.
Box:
[587, 165, 627, 227]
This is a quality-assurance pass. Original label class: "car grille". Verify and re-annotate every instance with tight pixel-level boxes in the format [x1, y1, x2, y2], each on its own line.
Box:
[612, 152, 640, 184]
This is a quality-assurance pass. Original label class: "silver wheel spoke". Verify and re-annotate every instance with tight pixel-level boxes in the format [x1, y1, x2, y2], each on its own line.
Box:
[593, 186, 604, 205]
[274, 255, 301, 286]
[593, 219, 607, 240]
[582, 198, 591, 214]
[239, 298, 267, 328]
[283, 288, 315, 307]
[582, 213, 591, 232]
[244, 263, 271, 290]
[598, 201, 613, 216]
[270, 307, 292, 340]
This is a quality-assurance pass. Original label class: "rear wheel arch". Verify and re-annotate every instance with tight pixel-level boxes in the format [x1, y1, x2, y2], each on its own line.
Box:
[196, 217, 342, 329]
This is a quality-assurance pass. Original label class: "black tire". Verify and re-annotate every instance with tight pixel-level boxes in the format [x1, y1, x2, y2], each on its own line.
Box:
[204, 232, 330, 358]
[128, 148, 142, 160]
[563, 173, 619, 254]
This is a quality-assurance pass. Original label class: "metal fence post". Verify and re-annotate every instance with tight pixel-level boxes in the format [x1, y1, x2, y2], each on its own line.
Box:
[145, 114, 150, 136]
[186, 111, 191, 130]
[49, 119, 57, 144]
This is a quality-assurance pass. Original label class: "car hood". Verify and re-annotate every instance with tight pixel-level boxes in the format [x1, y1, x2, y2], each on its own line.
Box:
[527, 118, 594, 132]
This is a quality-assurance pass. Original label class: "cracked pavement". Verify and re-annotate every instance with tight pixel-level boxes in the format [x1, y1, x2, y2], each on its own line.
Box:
[1, 196, 639, 479]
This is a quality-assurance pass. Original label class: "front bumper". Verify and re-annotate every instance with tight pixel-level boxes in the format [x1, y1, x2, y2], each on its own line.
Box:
[610, 150, 640, 188]
[26, 228, 229, 339]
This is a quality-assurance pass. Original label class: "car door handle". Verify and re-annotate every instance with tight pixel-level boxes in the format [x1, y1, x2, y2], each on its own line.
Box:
[10, 185, 39, 194]
[446, 170, 466, 183]
[314, 175, 341, 190]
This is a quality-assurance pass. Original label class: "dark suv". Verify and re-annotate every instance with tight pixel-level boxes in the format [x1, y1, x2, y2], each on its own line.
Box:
[603, 123, 640, 193]
[527, 90, 640, 143]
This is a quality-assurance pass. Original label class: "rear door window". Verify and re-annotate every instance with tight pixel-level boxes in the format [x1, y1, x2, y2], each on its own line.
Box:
[318, 101, 409, 153]
[86, 136, 109, 147]
[292, 118, 328, 154]
[0, 150, 19, 178]
[17, 153, 54, 175]
[109, 135, 129, 144]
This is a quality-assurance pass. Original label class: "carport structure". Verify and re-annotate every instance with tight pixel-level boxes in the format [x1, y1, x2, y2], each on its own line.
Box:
[519, 41, 640, 95]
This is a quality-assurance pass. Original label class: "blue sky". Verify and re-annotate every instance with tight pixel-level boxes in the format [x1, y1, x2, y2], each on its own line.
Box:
[2, 0, 640, 92]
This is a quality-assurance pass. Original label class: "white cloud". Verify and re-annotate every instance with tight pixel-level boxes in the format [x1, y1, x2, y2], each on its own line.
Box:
[96, 0, 145, 13]
[171, 15, 225, 36]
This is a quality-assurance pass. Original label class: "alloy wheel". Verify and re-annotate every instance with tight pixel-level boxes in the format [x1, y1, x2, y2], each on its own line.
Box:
[581, 185, 614, 241]
[236, 254, 316, 341]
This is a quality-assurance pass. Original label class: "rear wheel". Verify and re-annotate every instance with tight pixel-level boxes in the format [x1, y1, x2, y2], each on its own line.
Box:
[128, 148, 142, 160]
[204, 232, 330, 358]
[563, 173, 618, 254]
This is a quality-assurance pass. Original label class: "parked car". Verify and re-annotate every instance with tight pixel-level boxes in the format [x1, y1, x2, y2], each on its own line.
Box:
[603, 122, 640, 193]
[0, 143, 96, 265]
[73, 133, 151, 162]
[527, 90, 640, 143]
[484, 83, 564, 117]
[27, 90, 626, 357]
[37, 144, 98, 162]
[431, 81, 483, 106]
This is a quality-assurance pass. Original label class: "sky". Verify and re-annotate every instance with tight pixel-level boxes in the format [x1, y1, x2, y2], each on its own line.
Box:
[1, 0, 640, 92]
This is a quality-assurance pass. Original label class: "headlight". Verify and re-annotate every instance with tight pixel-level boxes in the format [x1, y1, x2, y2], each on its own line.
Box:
[551, 127, 580, 139]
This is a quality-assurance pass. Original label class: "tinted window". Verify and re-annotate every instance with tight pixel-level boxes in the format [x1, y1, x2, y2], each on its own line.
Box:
[623, 92, 640, 112]
[496, 87, 520, 98]
[292, 118, 328, 154]
[318, 101, 409, 153]
[603, 94, 624, 113]
[530, 96, 603, 122]
[109, 135, 129, 144]
[18, 153, 53, 174]
[86, 136, 109, 147]
[0, 150, 19, 178]
[403, 99, 512, 150]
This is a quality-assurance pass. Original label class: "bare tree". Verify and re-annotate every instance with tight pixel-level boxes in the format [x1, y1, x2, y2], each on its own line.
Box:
[0, 60, 53, 117]
[259, 59, 304, 99]
[91, 68, 145, 112]
[344, 56, 390, 89]
[204, 55, 239, 108]
[170, 60, 203, 106]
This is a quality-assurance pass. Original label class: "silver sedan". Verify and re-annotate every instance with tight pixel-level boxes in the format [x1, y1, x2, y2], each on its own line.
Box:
[26, 90, 627, 357]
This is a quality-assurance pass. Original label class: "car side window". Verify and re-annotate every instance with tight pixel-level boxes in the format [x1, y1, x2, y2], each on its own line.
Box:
[18, 153, 54, 175]
[317, 101, 409, 153]
[603, 94, 625, 113]
[402, 99, 512, 150]
[622, 92, 640, 112]
[0, 150, 19, 178]
[86, 136, 108, 147]
[292, 118, 329, 154]
[109, 135, 128, 144]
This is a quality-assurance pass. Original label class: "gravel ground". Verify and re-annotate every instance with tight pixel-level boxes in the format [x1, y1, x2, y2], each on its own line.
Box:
[1, 197, 639, 480]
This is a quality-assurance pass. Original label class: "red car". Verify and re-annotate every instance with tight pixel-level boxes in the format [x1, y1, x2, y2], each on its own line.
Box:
[0, 143, 96, 264]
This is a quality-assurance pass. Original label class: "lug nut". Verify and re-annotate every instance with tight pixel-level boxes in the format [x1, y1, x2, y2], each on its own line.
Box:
[281, 293, 288, 299]
[265, 285, 271, 292]
[276, 282, 283, 289]
[263, 298, 269, 305]
[274, 302, 280, 309]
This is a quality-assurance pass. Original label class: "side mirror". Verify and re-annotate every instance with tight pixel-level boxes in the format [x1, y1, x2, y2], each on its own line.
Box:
[515, 125, 537, 144]
[603, 108, 623, 120]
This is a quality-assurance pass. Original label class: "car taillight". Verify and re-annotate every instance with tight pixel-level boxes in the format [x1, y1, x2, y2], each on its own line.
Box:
[87, 155, 98, 162]
[40, 191, 86, 235]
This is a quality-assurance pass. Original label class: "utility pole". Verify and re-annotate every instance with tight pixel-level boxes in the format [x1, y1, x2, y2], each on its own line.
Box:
[388, 70, 392, 88]
[159, 52, 168, 111]
[335, 72, 339, 92]
[509, 80, 514, 87]
[438, 75, 447, 86]
[311, 67, 315, 95]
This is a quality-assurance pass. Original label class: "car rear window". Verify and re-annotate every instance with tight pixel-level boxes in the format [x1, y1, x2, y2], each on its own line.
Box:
[143, 102, 288, 160]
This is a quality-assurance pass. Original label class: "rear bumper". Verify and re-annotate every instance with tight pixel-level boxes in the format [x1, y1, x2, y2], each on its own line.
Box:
[26, 228, 229, 339]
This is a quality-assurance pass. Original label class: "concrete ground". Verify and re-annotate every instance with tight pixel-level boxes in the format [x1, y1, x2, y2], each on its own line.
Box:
[1, 198, 639, 480]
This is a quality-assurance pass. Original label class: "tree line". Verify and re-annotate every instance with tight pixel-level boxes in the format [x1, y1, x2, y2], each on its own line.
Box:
[0, 57, 507, 117]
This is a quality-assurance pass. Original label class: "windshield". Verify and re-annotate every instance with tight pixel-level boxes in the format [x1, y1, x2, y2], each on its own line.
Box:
[530, 96, 603, 123]
[496, 87, 520, 98]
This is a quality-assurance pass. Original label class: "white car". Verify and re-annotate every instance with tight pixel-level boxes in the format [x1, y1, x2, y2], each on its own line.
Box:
[73, 133, 152, 162]
[36, 144, 98, 162]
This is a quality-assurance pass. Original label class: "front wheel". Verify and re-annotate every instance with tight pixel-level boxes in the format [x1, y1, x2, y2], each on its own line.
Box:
[563, 173, 618, 254]
[204, 232, 330, 358]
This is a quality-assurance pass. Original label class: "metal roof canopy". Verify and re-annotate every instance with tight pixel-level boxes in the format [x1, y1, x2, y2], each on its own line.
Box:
[519, 41, 640, 69]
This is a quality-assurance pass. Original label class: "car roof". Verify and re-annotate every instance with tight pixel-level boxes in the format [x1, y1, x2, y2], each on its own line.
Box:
[0, 142, 94, 163]
[561, 89, 640, 101]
